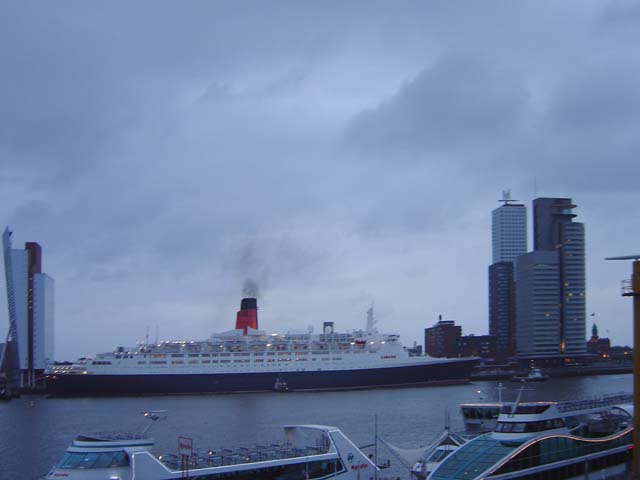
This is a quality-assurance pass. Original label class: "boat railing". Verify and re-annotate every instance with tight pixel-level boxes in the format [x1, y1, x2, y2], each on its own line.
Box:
[158, 443, 331, 470]
[75, 432, 150, 442]
[556, 392, 632, 413]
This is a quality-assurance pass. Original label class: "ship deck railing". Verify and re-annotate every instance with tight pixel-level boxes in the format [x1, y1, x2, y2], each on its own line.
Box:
[555, 392, 632, 413]
[158, 443, 331, 470]
[76, 431, 150, 442]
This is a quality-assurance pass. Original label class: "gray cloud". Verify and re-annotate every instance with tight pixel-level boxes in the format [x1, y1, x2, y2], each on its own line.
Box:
[599, 0, 640, 28]
[1, 1, 639, 358]
[346, 51, 530, 155]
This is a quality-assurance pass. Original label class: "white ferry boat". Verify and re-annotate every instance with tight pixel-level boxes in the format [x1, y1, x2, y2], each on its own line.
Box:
[46, 298, 476, 396]
[45, 422, 379, 480]
[428, 392, 634, 480]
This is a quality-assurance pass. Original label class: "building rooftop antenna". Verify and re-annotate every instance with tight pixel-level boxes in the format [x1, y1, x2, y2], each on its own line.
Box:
[498, 189, 519, 205]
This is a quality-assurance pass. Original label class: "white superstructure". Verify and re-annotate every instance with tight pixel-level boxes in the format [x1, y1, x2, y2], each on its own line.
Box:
[49, 324, 449, 376]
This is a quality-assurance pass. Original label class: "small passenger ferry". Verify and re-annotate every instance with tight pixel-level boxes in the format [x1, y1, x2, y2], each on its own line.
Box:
[45, 423, 379, 480]
[429, 392, 634, 480]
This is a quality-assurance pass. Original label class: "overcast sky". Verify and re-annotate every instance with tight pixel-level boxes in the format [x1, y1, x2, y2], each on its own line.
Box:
[2, 1, 640, 360]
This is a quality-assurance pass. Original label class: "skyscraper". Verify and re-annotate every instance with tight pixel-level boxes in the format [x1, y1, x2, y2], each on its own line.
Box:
[1, 228, 54, 389]
[515, 198, 586, 357]
[515, 251, 560, 356]
[489, 191, 527, 357]
[492, 193, 528, 264]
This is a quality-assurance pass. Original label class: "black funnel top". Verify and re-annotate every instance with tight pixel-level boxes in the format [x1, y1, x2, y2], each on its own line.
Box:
[240, 298, 257, 310]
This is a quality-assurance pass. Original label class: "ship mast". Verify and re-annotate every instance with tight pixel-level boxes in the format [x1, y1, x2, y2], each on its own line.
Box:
[366, 303, 378, 334]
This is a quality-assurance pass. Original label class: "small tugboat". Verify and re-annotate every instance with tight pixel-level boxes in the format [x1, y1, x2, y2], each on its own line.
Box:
[45, 412, 379, 480]
[510, 367, 549, 382]
[273, 374, 289, 392]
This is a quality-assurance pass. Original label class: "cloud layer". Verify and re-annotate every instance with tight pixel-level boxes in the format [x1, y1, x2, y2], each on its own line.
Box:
[1, 1, 639, 358]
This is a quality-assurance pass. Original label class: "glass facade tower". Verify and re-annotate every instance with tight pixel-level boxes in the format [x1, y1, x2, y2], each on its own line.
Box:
[515, 198, 586, 357]
[489, 200, 527, 357]
[2, 227, 54, 389]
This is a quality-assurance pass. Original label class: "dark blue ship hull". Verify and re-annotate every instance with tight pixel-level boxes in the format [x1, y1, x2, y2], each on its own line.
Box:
[46, 359, 477, 396]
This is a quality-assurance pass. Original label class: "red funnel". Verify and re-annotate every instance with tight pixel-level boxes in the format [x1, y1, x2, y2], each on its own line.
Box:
[236, 298, 258, 334]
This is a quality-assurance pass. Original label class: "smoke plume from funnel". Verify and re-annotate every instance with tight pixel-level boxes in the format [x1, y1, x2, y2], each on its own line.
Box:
[242, 278, 260, 298]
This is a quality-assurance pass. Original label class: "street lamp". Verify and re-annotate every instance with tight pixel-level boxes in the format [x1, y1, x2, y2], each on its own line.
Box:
[605, 254, 640, 478]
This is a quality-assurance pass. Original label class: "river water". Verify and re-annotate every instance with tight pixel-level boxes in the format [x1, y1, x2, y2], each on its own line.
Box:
[1, 374, 632, 479]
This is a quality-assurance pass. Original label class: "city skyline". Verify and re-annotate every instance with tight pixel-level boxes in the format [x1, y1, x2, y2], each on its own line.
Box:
[1, 2, 639, 360]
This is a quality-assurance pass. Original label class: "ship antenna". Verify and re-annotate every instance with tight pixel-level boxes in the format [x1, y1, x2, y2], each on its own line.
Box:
[366, 302, 377, 333]
[510, 382, 526, 417]
[142, 410, 167, 435]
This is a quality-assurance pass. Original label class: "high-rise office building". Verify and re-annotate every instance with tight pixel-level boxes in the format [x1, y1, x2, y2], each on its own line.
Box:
[515, 198, 586, 357]
[492, 195, 528, 264]
[489, 192, 527, 357]
[515, 251, 560, 356]
[1, 228, 54, 389]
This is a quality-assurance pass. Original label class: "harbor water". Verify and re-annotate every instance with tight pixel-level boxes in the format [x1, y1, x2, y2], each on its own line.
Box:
[1, 374, 632, 479]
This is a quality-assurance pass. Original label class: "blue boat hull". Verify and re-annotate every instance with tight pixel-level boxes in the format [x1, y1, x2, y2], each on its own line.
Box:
[46, 359, 477, 396]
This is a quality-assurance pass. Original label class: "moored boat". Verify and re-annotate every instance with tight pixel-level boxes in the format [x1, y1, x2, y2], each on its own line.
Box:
[429, 392, 634, 480]
[46, 299, 477, 396]
[45, 420, 380, 480]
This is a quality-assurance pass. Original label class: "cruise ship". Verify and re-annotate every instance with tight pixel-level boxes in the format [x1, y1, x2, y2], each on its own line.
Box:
[46, 297, 476, 396]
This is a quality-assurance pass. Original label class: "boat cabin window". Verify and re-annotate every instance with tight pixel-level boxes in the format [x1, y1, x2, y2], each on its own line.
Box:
[495, 418, 564, 433]
[500, 404, 551, 415]
[493, 429, 633, 476]
[462, 407, 500, 419]
[57, 451, 129, 469]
